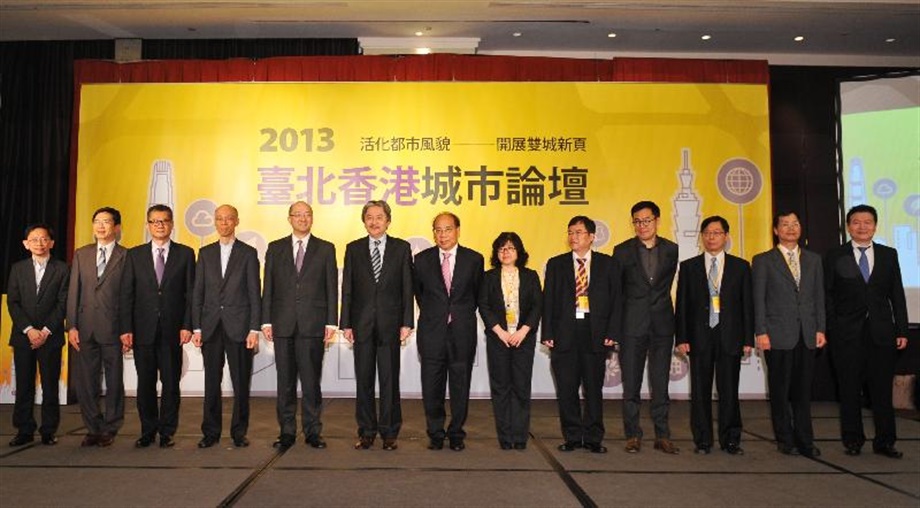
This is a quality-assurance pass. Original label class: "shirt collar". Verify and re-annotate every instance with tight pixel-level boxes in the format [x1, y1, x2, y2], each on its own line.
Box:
[292, 233, 311, 246]
[439, 245, 458, 257]
[572, 250, 593, 263]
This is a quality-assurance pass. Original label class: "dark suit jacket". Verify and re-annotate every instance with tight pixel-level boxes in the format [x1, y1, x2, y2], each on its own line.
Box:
[413, 245, 484, 359]
[262, 234, 338, 338]
[541, 251, 619, 353]
[67, 242, 127, 344]
[340, 235, 414, 345]
[478, 266, 542, 344]
[7, 257, 69, 349]
[612, 236, 678, 338]
[752, 247, 825, 350]
[119, 241, 196, 346]
[192, 239, 261, 342]
[675, 253, 753, 355]
[825, 242, 909, 347]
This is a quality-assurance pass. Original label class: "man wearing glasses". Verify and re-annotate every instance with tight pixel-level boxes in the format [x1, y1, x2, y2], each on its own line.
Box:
[262, 201, 338, 450]
[119, 205, 196, 449]
[612, 201, 680, 454]
[67, 207, 128, 447]
[676, 216, 753, 455]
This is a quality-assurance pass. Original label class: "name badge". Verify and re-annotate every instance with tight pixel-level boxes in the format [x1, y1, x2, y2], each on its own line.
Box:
[711, 295, 721, 314]
[577, 295, 590, 314]
[505, 309, 517, 328]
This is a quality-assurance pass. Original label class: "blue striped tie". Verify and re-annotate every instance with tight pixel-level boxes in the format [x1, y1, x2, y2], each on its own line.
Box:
[372, 240, 382, 282]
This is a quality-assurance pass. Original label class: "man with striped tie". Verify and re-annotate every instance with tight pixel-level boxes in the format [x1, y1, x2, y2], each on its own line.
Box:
[341, 201, 415, 451]
[262, 201, 338, 450]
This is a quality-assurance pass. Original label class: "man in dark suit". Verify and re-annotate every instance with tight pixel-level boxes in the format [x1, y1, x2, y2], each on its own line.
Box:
[414, 212, 484, 451]
[67, 206, 128, 447]
[612, 201, 680, 454]
[542, 216, 618, 454]
[262, 200, 338, 450]
[753, 211, 825, 457]
[825, 204, 909, 459]
[7, 224, 69, 446]
[677, 216, 753, 455]
[341, 200, 414, 451]
[191, 204, 261, 449]
[119, 205, 195, 449]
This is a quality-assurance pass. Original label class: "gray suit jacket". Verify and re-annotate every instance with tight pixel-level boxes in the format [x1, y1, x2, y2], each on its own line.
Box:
[67, 242, 127, 344]
[752, 247, 825, 350]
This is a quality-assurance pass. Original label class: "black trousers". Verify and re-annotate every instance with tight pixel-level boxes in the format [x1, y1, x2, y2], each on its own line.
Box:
[73, 335, 125, 435]
[831, 324, 898, 449]
[354, 329, 402, 440]
[134, 324, 183, 439]
[764, 336, 815, 449]
[275, 327, 325, 439]
[688, 325, 742, 449]
[420, 324, 475, 442]
[550, 318, 606, 445]
[12, 342, 62, 437]
[486, 334, 535, 446]
[201, 324, 253, 440]
[620, 333, 673, 439]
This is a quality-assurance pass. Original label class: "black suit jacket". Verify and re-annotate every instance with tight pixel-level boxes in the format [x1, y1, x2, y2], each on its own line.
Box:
[825, 242, 909, 347]
[262, 234, 338, 338]
[612, 236, 678, 338]
[192, 239, 261, 342]
[478, 266, 542, 344]
[119, 242, 196, 346]
[541, 251, 619, 353]
[340, 235, 414, 345]
[413, 245, 484, 359]
[7, 257, 69, 349]
[675, 253, 754, 355]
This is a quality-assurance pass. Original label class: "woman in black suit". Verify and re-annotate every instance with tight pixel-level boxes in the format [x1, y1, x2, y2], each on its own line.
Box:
[478, 232, 542, 450]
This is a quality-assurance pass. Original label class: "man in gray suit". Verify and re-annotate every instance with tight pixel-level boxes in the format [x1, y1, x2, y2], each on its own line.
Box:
[192, 204, 261, 449]
[612, 201, 680, 454]
[67, 207, 128, 447]
[262, 201, 338, 450]
[753, 210, 826, 458]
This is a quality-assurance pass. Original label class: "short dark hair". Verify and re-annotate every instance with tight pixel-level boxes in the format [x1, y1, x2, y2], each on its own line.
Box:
[700, 215, 730, 233]
[362, 200, 392, 222]
[24, 223, 54, 240]
[489, 232, 530, 268]
[147, 204, 173, 221]
[846, 204, 877, 224]
[92, 206, 121, 225]
[772, 210, 800, 229]
[433, 212, 460, 229]
[631, 200, 660, 218]
[568, 215, 596, 234]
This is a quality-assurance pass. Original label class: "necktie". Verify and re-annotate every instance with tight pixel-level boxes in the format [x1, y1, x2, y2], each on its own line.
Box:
[575, 258, 588, 297]
[708, 257, 719, 328]
[787, 250, 800, 289]
[371, 240, 382, 282]
[295, 240, 305, 273]
[97, 247, 107, 279]
[441, 252, 452, 295]
[155, 247, 166, 285]
[858, 246, 870, 282]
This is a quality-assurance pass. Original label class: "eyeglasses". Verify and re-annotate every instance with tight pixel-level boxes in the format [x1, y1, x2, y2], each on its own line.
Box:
[498, 246, 517, 253]
[632, 218, 656, 227]
[433, 227, 455, 235]
[27, 237, 51, 244]
[702, 231, 726, 237]
[92, 219, 114, 226]
[147, 219, 172, 226]
[567, 230, 590, 237]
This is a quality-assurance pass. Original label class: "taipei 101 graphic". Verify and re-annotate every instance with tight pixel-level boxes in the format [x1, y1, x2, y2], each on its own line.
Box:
[145, 159, 177, 242]
[672, 148, 702, 262]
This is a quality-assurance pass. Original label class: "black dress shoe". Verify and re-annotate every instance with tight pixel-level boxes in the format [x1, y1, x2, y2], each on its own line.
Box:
[844, 443, 862, 456]
[306, 436, 327, 449]
[428, 439, 444, 450]
[97, 433, 115, 447]
[159, 435, 176, 448]
[449, 439, 465, 451]
[198, 436, 219, 449]
[694, 445, 711, 455]
[584, 442, 608, 454]
[799, 446, 821, 458]
[41, 434, 57, 446]
[558, 441, 582, 452]
[500, 442, 513, 450]
[274, 434, 296, 449]
[81, 434, 100, 447]
[354, 436, 374, 450]
[382, 439, 398, 451]
[873, 445, 903, 459]
[233, 436, 250, 448]
[135, 435, 156, 448]
[723, 443, 744, 455]
[513, 443, 527, 450]
[777, 444, 799, 456]
[9, 434, 33, 447]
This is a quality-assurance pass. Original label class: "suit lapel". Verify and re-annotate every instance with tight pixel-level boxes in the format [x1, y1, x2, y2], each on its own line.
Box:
[28, 260, 43, 302]
[96, 245, 123, 286]
[770, 248, 798, 287]
[142, 243, 161, 287]
[300, 236, 320, 280]
[376, 237, 393, 282]
[222, 242, 241, 287]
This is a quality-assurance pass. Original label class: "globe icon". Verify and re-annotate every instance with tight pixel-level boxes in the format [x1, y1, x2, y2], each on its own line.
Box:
[717, 158, 762, 205]
[725, 166, 755, 197]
